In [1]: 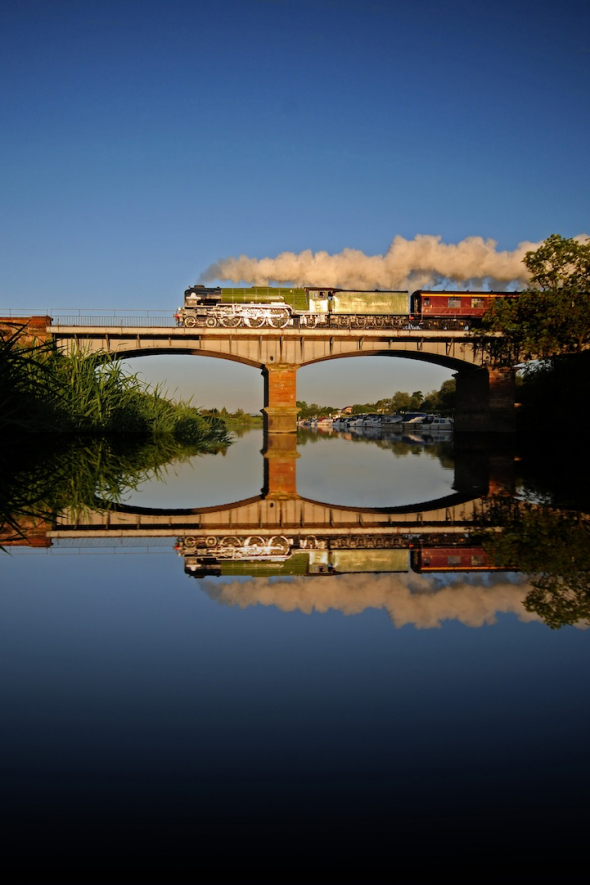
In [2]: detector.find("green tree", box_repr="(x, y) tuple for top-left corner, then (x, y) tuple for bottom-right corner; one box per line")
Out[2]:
(481, 234), (590, 365)
(484, 504), (590, 629)
(389, 391), (412, 413)
(409, 390), (424, 410)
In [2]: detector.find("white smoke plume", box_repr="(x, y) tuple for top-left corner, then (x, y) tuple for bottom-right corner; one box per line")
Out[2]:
(201, 572), (545, 630)
(202, 234), (545, 290)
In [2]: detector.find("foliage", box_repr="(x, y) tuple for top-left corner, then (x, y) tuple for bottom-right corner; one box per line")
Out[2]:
(0, 328), (230, 446)
(0, 325), (60, 431)
(295, 379), (455, 420)
(0, 433), (231, 545)
(484, 503), (590, 629)
(296, 401), (336, 419)
(480, 234), (590, 365)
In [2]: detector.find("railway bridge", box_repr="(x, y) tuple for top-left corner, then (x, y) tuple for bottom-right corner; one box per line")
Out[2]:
(2, 314), (516, 432)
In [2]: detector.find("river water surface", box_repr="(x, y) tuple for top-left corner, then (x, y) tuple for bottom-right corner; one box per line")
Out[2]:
(1, 428), (589, 881)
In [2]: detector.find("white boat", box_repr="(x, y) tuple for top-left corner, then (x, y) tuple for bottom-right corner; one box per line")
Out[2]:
(403, 413), (427, 428)
(420, 416), (453, 432)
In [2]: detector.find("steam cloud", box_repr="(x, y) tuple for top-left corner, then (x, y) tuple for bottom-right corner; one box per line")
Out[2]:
(202, 572), (545, 630)
(202, 234), (545, 290)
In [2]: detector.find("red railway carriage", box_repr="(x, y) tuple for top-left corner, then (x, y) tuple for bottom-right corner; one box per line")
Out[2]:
(411, 546), (503, 573)
(411, 290), (519, 329)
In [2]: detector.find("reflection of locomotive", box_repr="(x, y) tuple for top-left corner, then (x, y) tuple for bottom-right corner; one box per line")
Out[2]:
(176, 533), (411, 579)
(175, 534), (513, 579)
(174, 285), (519, 330)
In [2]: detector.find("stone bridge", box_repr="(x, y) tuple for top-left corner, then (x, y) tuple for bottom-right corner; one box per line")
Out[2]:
(3, 316), (517, 432)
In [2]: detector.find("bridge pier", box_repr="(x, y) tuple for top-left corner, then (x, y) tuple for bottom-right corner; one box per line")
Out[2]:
(262, 364), (299, 434)
(262, 433), (300, 498)
(454, 367), (516, 433)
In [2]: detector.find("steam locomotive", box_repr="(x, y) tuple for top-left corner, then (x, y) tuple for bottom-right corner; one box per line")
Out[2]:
(174, 285), (519, 330)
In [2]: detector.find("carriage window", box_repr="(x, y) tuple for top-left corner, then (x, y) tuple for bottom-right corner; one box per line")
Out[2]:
(448, 298), (461, 308)
(471, 298), (485, 308)
(448, 555), (461, 566)
(423, 297), (430, 306)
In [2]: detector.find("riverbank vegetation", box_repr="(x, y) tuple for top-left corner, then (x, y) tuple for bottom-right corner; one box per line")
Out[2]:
(476, 234), (590, 434)
(481, 235), (590, 366)
(0, 324), (230, 446)
(201, 407), (263, 429)
(296, 378), (456, 421)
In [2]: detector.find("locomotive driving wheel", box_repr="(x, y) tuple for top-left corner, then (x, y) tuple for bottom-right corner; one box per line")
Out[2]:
(184, 315), (197, 327)
(269, 536), (290, 554)
(220, 315), (241, 328)
(205, 316), (217, 327)
(269, 309), (290, 328)
(219, 536), (242, 548)
(244, 311), (265, 328)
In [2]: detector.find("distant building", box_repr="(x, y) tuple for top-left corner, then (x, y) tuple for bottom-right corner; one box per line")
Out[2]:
(341, 406), (353, 415)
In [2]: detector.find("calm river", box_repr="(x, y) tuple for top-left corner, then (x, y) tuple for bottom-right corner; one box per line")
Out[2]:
(1, 427), (589, 882)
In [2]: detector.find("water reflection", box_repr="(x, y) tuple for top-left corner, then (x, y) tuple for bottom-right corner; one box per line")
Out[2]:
(202, 571), (537, 629)
(2, 428), (590, 880)
(3, 428), (590, 630)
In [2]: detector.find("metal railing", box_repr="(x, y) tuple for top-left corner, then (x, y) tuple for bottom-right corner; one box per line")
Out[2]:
(1, 309), (177, 328)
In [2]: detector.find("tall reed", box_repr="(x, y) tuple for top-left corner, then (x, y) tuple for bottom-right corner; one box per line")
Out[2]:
(0, 327), (230, 446)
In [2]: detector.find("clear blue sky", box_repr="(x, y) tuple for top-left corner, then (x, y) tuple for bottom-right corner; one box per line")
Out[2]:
(2, 0), (588, 410)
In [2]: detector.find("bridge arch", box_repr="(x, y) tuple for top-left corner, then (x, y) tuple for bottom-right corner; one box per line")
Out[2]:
(111, 347), (263, 370)
(298, 348), (481, 374)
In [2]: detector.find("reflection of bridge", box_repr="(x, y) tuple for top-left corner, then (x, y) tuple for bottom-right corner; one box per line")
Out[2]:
(6, 434), (514, 578)
(2, 315), (516, 433)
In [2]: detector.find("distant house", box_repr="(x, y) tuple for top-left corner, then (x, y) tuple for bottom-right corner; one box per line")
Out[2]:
(341, 406), (353, 415)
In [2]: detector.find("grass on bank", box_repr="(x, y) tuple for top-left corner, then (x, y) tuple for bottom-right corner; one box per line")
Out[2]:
(0, 325), (230, 445)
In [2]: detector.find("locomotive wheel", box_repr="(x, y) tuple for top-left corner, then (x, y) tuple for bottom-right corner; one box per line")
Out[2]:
(305, 315), (318, 328)
(269, 310), (290, 328)
(184, 316), (197, 327)
(221, 315), (241, 328)
(184, 536), (196, 547)
(245, 313), (265, 328)
(205, 317), (217, 327)
(220, 536), (241, 548)
(269, 536), (290, 553)
(245, 536), (265, 549)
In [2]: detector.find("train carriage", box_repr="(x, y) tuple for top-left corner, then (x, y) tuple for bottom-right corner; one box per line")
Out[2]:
(411, 290), (519, 329)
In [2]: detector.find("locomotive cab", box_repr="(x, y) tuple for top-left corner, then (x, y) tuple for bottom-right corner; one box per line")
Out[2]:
(184, 284), (223, 306)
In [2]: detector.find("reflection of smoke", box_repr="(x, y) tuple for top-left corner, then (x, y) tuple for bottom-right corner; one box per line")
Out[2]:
(202, 572), (541, 629)
(202, 235), (545, 290)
